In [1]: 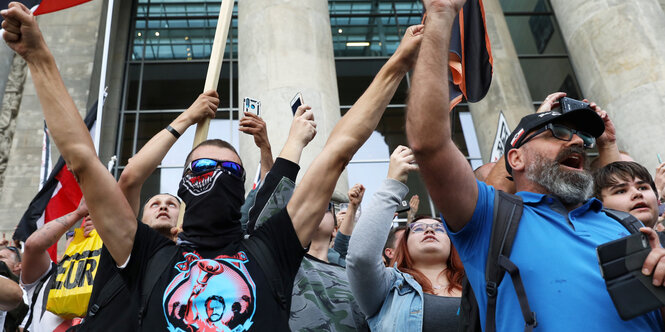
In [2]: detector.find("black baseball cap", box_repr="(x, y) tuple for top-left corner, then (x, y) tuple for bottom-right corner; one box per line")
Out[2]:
(503, 107), (605, 175)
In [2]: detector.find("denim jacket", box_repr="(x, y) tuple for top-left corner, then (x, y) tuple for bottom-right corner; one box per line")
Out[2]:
(366, 266), (424, 331)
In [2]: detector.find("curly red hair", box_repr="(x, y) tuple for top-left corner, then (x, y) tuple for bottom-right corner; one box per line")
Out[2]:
(390, 216), (464, 294)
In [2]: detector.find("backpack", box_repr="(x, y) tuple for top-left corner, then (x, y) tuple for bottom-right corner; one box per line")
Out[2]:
(458, 190), (644, 332)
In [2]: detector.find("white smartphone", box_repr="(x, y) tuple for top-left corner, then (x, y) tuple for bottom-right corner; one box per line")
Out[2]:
(290, 92), (304, 115)
(243, 97), (261, 116)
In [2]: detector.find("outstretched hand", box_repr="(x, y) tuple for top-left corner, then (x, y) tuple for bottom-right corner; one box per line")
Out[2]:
(82, 216), (96, 237)
(536, 92), (566, 113)
(182, 90), (218, 126)
(348, 184), (365, 207)
(1, 2), (49, 62)
(584, 98), (616, 148)
(288, 104), (317, 148)
(74, 198), (89, 220)
(394, 25), (424, 71)
(422, 0), (465, 15)
(239, 112), (271, 150)
(640, 227), (665, 286)
(387, 145), (419, 184)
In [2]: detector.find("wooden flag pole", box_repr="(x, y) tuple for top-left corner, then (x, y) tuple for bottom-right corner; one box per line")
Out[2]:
(192, 0), (236, 148)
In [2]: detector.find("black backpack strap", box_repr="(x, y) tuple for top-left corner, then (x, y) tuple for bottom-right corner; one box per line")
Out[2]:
(83, 273), (125, 321)
(485, 190), (536, 332)
(138, 245), (179, 326)
(241, 238), (289, 318)
(602, 208), (643, 234)
(24, 262), (56, 331)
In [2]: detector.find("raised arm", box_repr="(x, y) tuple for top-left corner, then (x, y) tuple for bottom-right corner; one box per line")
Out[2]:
(287, 25), (423, 247)
(239, 111), (273, 182)
(406, 0), (476, 232)
(347, 146), (416, 316)
(119, 91), (218, 215)
(2, 3), (136, 265)
(339, 184), (364, 237)
(0, 276), (23, 311)
(245, 106), (317, 232)
(22, 199), (87, 284)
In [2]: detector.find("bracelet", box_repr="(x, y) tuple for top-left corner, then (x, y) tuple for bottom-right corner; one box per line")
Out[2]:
(165, 125), (181, 139)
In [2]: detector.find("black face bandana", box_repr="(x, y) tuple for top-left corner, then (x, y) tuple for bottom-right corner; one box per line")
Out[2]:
(177, 167), (245, 248)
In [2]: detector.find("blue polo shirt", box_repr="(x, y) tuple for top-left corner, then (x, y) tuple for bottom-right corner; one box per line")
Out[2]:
(446, 180), (663, 331)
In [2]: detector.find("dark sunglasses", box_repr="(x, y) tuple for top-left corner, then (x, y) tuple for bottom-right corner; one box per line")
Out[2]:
(1, 246), (21, 262)
(520, 123), (595, 149)
(66, 230), (76, 240)
(408, 222), (446, 234)
(184, 158), (245, 181)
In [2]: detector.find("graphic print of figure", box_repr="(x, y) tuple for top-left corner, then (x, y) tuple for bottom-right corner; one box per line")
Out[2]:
(163, 251), (256, 331)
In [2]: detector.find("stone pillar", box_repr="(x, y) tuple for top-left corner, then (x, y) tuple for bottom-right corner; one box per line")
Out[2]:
(467, 0), (534, 163)
(238, 0), (348, 200)
(0, 1), (103, 235)
(550, 0), (665, 171)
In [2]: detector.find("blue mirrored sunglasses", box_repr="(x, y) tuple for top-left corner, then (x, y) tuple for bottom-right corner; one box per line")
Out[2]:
(185, 158), (245, 181)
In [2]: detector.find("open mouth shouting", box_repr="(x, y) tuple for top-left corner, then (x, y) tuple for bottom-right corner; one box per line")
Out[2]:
(559, 153), (584, 170)
(630, 201), (650, 212)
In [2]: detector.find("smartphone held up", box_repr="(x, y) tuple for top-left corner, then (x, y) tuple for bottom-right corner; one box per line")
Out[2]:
(291, 92), (304, 115)
(243, 97), (261, 116)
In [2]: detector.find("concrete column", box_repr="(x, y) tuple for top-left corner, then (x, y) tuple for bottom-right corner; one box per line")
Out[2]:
(0, 1), (103, 234)
(238, 0), (348, 200)
(550, 0), (665, 171)
(467, 0), (534, 163)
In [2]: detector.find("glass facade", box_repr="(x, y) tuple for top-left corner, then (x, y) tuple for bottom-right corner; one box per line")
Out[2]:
(500, 0), (582, 103)
(114, 0), (483, 218)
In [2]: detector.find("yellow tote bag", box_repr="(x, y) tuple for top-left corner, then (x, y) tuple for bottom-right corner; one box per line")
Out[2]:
(46, 228), (103, 319)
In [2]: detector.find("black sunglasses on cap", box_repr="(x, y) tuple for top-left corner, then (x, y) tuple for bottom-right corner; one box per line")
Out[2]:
(184, 158), (245, 181)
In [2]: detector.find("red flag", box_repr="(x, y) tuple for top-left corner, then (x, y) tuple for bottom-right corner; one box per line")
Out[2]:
(1, 0), (91, 26)
(33, 0), (91, 15)
(42, 167), (82, 261)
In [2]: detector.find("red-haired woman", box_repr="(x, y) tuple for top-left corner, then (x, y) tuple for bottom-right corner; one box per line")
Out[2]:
(347, 146), (465, 331)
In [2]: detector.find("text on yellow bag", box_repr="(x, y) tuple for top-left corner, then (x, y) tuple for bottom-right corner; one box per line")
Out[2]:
(46, 228), (103, 319)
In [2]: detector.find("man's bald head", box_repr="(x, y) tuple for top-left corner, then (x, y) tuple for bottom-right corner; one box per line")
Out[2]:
(474, 162), (496, 182)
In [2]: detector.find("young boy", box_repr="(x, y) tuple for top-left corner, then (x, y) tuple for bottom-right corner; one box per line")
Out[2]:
(594, 161), (661, 228)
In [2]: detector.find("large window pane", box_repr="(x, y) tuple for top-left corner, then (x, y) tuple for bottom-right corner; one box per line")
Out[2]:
(519, 58), (581, 101)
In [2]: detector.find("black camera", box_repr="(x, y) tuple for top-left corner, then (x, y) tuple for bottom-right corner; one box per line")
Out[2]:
(597, 232), (665, 320)
(558, 97), (590, 113)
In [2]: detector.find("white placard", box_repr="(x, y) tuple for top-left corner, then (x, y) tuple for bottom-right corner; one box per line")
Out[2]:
(490, 112), (511, 162)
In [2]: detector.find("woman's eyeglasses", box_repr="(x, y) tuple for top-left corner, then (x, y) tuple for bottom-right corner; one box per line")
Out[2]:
(408, 222), (446, 234)
(184, 158), (245, 181)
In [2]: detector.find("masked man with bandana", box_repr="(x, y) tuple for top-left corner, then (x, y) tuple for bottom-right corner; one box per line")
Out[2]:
(1, 2), (424, 330)
(406, 0), (665, 330)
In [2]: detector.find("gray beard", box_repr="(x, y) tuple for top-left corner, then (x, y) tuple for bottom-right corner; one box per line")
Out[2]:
(525, 151), (593, 206)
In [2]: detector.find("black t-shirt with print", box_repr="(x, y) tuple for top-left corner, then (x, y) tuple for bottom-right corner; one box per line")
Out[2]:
(119, 208), (305, 331)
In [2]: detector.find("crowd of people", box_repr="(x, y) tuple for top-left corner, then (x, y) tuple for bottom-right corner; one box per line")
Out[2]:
(0, 0), (665, 330)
